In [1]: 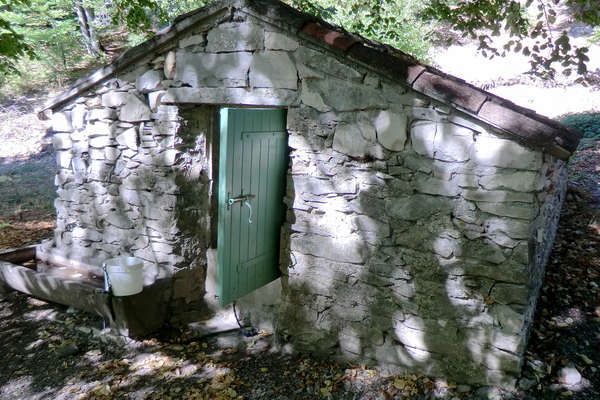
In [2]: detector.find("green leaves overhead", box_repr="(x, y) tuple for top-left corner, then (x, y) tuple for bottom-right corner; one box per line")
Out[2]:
(422, 0), (600, 80)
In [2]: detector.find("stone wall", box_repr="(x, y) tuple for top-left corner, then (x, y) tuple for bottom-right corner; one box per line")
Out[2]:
(44, 6), (567, 385)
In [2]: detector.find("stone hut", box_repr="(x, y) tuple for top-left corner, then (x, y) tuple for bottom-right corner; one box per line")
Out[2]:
(38, 0), (581, 385)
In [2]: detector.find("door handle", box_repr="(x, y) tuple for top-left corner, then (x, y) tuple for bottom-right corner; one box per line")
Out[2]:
(243, 200), (253, 224)
(226, 194), (255, 224)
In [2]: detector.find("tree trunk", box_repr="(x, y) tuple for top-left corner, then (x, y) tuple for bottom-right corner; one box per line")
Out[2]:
(74, 0), (101, 56)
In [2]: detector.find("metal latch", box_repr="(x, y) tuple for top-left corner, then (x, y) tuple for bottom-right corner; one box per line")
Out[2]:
(226, 194), (255, 224)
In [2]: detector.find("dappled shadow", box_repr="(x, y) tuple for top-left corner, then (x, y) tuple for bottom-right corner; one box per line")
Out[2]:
(276, 103), (557, 386)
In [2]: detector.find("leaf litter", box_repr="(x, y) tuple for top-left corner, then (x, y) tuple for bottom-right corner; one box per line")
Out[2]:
(2, 145), (600, 399)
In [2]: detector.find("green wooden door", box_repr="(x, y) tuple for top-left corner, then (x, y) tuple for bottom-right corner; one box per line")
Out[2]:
(217, 108), (288, 306)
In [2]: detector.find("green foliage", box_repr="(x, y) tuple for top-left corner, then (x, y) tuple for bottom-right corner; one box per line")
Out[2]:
(423, 0), (600, 80)
(0, 0), (98, 90)
(288, 0), (432, 61)
(560, 113), (600, 139)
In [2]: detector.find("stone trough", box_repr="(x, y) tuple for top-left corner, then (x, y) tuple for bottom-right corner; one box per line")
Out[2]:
(0, 244), (169, 337)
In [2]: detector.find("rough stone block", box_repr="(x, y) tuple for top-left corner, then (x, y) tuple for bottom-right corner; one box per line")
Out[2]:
(119, 94), (151, 122)
(293, 175), (356, 195)
(479, 172), (540, 192)
(56, 151), (72, 169)
(136, 69), (162, 92)
(53, 133), (72, 150)
(463, 189), (534, 203)
(375, 110), (407, 151)
(477, 202), (535, 220)
(294, 47), (362, 81)
(386, 194), (452, 221)
(301, 78), (387, 111)
(163, 87), (296, 106)
(175, 52), (252, 87)
(89, 136), (112, 148)
(411, 120), (472, 162)
(435, 122), (473, 162)
(51, 112), (73, 132)
(101, 91), (129, 108)
(116, 127), (138, 150)
(85, 121), (113, 137)
(415, 177), (460, 197)
(206, 22), (263, 52)
(71, 104), (87, 130)
(290, 234), (366, 264)
(490, 283), (529, 305)
(265, 30), (298, 50)
(485, 217), (531, 240)
(411, 120), (436, 158)
(472, 136), (542, 170)
(179, 34), (204, 48)
(88, 108), (117, 121)
(333, 122), (383, 159)
(249, 51), (297, 89)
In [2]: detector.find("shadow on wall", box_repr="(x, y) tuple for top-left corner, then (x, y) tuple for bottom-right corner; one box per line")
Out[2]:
(277, 107), (548, 385)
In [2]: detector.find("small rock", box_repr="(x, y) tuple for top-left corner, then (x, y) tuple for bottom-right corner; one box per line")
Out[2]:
(519, 377), (536, 391)
(76, 326), (92, 335)
(475, 387), (503, 400)
(56, 343), (79, 358)
(559, 365), (582, 386)
(457, 384), (471, 393)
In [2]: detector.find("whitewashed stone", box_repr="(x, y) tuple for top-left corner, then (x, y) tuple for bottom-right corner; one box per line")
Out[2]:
(71, 104), (87, 130)
(333, 122), (384, 159)
(300, 80), (330, 112)
(477, 202), (535, 220)
(85, 122), (112, 137)
(164, 51), (176, 79)
(472, 136), (542, 170)
(301, 78), (386, 111)
(293, 175), (356, 195)
(174, 52), (252, 87)
(294, 47), (362, 81)
(116, 127), (138, 150)
(297, 64), (324, 79)
(163, 87), (296, 106)
(265, 31), (298, 50)
(136, 70), (162, 92)
(88, 108), (117, 121)
(89, 148), (105, 160)
(375, 110), (407, 151)
(53, 134), (72, 150)
(463, 189), (534, 203)
(206, 22), (263, 52)
(249, 51), (297, 89)
(411, 120), (436, 157)
(101, 91), (129, 108)
(291, 235), (365, 264)
(178, 34), (204, 48)
(486, 217), (531, 239)
(160, 149), (179, 166)
(364, 73), (380, 88)
(119, 94), (151, 122)
(411, 121), (472, 162)
(148, 91), (166, 111)
(434, 122), (473, 162)
(479, 172), (540, 192)
(452, 173), (479, 188)
(51, 112), (72, 132)
(386, 195), (452, 221)
(56, 151), (72, 168)
(415, 177), (460, 197)
(89, 136), (112, 148)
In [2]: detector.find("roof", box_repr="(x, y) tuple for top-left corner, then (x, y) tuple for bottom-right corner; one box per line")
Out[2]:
(40, 0), (582, 159)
